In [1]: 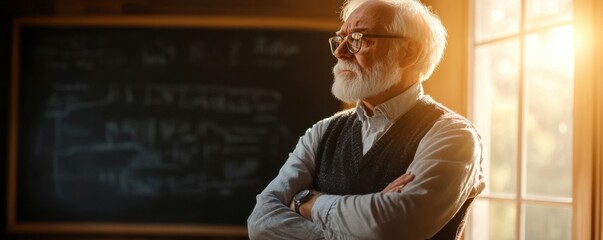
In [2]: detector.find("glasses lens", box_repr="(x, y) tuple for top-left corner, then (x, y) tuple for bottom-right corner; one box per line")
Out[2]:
(348, 32), (363, 53)
(329, 36), (342, 54)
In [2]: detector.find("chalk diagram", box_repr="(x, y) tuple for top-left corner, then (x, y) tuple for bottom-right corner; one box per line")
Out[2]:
(41, 83), (288, 198)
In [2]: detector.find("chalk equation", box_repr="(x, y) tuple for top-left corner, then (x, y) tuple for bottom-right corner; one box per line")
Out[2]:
(43, 83), (289, 198)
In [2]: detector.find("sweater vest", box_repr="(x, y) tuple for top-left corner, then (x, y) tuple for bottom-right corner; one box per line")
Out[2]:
(314, 96), (475, 239)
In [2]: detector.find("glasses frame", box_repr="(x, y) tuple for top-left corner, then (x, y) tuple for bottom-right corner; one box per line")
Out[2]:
(328, 32), (406, 55)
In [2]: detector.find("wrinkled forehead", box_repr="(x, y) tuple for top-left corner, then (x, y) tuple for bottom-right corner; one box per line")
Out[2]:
(337, 1), (396, 35)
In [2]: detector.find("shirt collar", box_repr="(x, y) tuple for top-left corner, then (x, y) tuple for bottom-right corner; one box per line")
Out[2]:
(355, 81), (424, 122)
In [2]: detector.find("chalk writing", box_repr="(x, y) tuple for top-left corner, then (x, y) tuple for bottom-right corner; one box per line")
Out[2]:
(45, 83), (285, 197)
(15, 26), (337, 224)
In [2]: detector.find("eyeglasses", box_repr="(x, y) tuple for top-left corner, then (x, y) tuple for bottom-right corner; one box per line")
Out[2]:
(328, 32), (406, 55)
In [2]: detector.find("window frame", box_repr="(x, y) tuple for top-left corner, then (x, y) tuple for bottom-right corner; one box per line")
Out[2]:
(465, 0), (594, 239)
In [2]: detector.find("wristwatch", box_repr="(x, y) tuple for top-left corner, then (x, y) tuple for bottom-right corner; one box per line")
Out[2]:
(293, 189), (312, 214)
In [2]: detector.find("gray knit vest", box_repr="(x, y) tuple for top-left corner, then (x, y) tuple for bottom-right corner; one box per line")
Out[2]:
(314, 96), (475, 239)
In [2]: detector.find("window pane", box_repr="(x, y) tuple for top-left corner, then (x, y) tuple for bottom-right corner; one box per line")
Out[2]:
(474, 40), (519, 195)
(524, 25), (573, 198)
(524, 204), (571, 239)
(474, 0), (521, 43)
(469, 199), (516, 240)
(525, 0), (573, 30)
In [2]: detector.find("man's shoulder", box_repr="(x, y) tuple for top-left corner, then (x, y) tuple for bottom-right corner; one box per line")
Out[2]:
(331, 107), (356, 120)
(306, 107), (356, 136)
(314, 108), (356, 130)
(421, 95), (473, 126)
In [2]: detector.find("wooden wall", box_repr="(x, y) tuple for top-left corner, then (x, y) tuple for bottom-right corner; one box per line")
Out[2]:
(423, 0), (469, 116)
(11, 0), (343, 18)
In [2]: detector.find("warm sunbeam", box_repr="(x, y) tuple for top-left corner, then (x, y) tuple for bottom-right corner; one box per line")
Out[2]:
(470, 0), (575, 239)
(526, 25), (574, 76)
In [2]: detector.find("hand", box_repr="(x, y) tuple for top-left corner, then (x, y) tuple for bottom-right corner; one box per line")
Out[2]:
(382, 172), (415, 193)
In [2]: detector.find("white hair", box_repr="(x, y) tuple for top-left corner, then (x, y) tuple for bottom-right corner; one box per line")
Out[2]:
(341, 0), (447, 81)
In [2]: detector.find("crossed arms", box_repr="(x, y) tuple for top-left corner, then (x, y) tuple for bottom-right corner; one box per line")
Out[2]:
(247, 117), (484, 239)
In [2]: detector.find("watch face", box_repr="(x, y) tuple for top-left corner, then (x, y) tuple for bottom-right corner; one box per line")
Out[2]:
(294, 189), (311, 202)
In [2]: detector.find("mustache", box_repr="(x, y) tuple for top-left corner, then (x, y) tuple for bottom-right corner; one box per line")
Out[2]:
(333, 60), (361, 75)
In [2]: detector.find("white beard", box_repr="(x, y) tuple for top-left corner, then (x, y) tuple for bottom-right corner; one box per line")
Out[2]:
(331, 55), (401, 103)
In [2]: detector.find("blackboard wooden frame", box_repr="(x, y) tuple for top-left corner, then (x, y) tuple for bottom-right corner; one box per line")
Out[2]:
(7, 16), (340, 236)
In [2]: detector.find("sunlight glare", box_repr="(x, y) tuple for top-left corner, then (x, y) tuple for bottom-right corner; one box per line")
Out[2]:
(526, 25), (574, 76)
(549, 25), (574, 67)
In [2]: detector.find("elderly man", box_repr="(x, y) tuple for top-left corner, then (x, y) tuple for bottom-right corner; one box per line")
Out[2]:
(247, 0), (485, 239)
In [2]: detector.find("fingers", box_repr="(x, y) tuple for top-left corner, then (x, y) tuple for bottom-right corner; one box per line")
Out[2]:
(392, 172), (415, 186)
(381, 172), (415, 193)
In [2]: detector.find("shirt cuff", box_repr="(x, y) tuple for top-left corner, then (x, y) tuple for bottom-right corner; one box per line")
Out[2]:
(311, 194), (341, 226)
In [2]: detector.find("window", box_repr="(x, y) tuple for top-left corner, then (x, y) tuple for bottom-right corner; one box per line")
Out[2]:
(467, 0), (574, 239)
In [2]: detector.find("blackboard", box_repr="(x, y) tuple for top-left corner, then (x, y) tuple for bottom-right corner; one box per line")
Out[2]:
(8, 17), (340, 235)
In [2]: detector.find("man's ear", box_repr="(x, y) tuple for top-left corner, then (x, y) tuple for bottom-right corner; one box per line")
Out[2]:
(397, 39), (421, 70)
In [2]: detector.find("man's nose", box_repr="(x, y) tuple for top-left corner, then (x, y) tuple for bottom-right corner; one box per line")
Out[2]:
(333, 41), (353, 59)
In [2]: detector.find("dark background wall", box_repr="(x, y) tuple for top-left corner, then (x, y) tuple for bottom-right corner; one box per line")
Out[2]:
(2, 0), (13, 238)
(1, 0), (343, 239)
